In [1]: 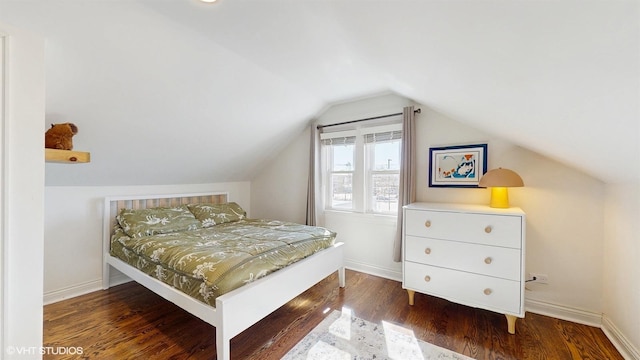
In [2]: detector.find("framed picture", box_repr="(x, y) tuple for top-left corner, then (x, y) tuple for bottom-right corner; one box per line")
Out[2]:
(428, 143), (487, 187)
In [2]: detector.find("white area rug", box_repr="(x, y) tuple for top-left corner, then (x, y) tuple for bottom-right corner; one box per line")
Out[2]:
(282, 309), (474, 360)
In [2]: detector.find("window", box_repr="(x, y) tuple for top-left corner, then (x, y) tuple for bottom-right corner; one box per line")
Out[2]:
(325, 135), (356, 211)
(366, 130), (401, 213)
(321, 124), (402, 215)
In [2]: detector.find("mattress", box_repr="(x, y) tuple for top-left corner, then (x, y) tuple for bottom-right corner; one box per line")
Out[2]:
(110, 218), (336, 307)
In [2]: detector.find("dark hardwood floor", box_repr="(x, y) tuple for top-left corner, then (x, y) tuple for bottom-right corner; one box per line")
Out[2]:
(43, 270), (623, 359)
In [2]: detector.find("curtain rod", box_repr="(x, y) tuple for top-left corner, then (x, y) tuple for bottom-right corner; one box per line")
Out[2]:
(316, 108), (421, 130)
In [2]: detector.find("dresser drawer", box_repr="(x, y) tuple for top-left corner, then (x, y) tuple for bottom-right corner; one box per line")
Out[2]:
(404, 209), (522, 249)
(404, 236), (521, 281)
(404, 262), (522, 314)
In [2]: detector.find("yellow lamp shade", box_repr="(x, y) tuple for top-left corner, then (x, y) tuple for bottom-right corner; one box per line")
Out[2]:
(479, 168), (524, 208)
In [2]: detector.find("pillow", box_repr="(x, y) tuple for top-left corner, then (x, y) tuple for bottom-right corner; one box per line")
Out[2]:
(116, 205), (201, 238)
(187, 202), (246, 227)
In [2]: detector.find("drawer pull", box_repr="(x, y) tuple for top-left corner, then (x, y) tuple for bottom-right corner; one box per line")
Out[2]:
(424, 248), (431, 255)
(484, 226), (492, 234)
(424, 275), (431, 282)
(424, 220), (432, 228)
(483, 288), (492, 295)
(484, 257), (492, 264)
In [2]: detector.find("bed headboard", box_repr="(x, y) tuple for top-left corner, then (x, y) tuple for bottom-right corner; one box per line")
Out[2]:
(106, 192), (228, 224)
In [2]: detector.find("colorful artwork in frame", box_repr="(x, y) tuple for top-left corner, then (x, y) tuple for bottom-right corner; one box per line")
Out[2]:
(428, 144), (488, 187)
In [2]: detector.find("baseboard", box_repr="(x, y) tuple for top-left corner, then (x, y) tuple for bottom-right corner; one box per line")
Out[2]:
(345, 260), (402, 282)
(525, 299), (640, 359)
(525, 298), (602, 327)
(43, 279), (103, 305)
(602, 315), (640, 360)
(108, 272), (132, 287)
(43, 273), (132, 305)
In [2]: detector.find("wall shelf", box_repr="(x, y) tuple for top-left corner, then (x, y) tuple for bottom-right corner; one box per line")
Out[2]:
(45, 149), (90, 163)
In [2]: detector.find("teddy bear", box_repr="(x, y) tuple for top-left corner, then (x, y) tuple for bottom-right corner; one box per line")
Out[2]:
(45, 123), (78, 150)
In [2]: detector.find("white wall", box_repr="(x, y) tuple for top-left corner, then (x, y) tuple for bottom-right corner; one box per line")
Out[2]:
(44, 182), (250, 304)
(1, 22), (45, 357)
(252, 93), (412, 280)
(417, 106), (606, 319)
(250, 125), (309, 224)
(252, 93), (607, 322)
(603, 182), (640, 358)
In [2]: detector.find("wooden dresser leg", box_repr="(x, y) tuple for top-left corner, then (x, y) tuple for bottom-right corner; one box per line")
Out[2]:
(407, 290), (415, 305)
(505, 314), (517, 334)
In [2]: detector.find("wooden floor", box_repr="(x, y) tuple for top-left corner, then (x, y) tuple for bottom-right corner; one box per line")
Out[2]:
(44, 270), (623, 360)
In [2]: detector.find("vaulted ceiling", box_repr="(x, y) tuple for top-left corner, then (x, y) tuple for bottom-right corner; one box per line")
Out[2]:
(2, 0), (638, 185)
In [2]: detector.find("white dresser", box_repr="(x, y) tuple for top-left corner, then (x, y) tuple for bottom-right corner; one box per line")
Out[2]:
(402, 202), (526, 334)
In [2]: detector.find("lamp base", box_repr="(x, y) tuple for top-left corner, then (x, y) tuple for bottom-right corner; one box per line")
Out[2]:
(489, 187), (510, 208)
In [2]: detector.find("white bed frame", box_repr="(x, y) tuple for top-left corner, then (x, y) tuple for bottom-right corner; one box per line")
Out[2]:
(102, 192), (345, 360)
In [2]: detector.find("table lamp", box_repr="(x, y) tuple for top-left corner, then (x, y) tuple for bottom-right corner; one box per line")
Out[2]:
(478, 168), (524, 208)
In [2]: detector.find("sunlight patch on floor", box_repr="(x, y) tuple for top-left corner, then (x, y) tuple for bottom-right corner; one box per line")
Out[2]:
(382, 320), (425, 360)
(305, 307), (425, 359)
(328, 307), (352, 340)
(307, 340), (351, 360)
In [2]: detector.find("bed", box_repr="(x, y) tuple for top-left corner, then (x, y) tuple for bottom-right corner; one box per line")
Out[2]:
(102, 192), (345, 360)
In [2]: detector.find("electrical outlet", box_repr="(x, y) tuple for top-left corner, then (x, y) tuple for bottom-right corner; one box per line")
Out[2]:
(528, 273), (549, 284)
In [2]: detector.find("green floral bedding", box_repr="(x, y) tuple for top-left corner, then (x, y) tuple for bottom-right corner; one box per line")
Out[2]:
(110, 218), (336, 307)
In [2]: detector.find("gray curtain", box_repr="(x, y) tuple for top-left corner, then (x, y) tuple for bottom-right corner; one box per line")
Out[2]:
(306, 122), (321, 226)
(393, 106), (417, 262)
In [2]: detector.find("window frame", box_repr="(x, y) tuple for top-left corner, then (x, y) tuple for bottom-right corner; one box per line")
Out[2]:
(328, 143), (357, 211)
(321, 123), (402, 215)
(365, 138), (401, 214)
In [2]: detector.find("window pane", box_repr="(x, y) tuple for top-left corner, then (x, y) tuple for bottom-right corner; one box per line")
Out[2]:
(332, 144), (354, 171)
(373, 140), (400, 171)
(371, 173), (399, 213)
(331, 174), (353, 209)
